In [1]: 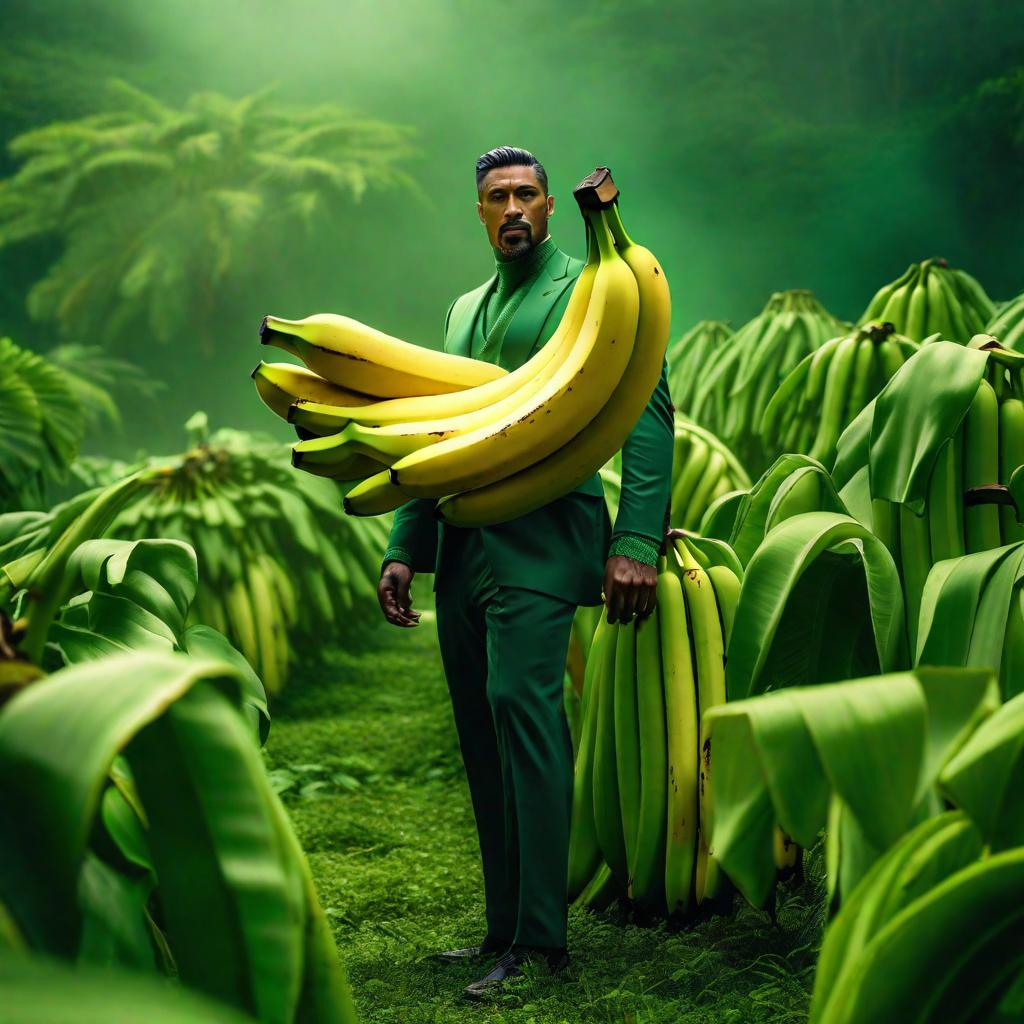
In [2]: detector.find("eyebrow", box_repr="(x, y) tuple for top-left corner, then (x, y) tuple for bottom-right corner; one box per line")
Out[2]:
(487, 183), (538, 196)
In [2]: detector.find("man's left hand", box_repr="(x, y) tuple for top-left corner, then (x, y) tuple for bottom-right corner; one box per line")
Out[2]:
(603, 555), (657, 625)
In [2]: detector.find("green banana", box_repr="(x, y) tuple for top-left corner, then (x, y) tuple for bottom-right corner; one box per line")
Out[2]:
(962, 379), (1002, 553)
(998, 395), (1024, 543)
(631, 605), (668, 910)
(926, 433), (965, 564)
(568, 616), (610, 900)
(592, 623), (628, 884)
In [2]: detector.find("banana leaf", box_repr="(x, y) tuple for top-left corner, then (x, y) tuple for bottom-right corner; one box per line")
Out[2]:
(726, 512), (906, 700)
(940, 692), (1024, 852)
(729, 455), (847, 566)
(810, 810), (984, 1023)
(0, 949), (258, 1024)
(703, 667), (999, 908)
(814, 847), (1024, 1023)
(0, 651), (354, 1023)
(916, 542), (1024, 698)
(833, 342), (987, 513)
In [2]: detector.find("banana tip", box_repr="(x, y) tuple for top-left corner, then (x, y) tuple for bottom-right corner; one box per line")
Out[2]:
(290, 448), (302, 468)
(286, 403), (299, 423)
(388, 468), (399, 485)
(250, 362), (265, 380)
(342, 497), (353, 516)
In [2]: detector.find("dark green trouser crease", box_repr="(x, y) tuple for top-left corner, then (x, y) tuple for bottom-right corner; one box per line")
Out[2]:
(435, 526), (575, 949)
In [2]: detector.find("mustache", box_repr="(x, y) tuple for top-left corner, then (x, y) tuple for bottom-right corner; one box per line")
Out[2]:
(500, 221), (531, 235)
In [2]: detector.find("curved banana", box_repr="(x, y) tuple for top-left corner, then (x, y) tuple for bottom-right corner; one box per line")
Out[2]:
(342, 468), (415, 516)
(631, 604), (668, 910)
(659, 564), (699, 915)
(435, 203), (668, 526)
(261, 312), (506, 397)
(252, 361), (375, 424)
(962, 378), (1001, 553)
(391, 207), (640, 497)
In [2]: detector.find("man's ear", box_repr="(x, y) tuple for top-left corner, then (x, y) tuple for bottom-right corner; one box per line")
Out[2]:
(547, 194), (555, 217)
(476, 200), (484, 223)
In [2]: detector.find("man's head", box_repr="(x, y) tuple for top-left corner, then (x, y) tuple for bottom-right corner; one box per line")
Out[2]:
(475, 146), (554, 260)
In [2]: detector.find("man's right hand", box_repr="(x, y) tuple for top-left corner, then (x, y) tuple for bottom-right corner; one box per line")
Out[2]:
(378, 561), (421, 627)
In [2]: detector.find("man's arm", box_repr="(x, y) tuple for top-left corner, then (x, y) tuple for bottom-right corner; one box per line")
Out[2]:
(603, 357), (675, 623)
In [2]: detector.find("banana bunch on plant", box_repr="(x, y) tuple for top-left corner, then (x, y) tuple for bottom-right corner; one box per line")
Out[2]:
(690, 290), (848, 475)
(667, 320), (731, 416)
(986, 287), (1024, 351)
(103, 417), (390, 694)
(759, 322), (918, 468)
(833, 338), (1024, 654)
(669, 415), (750, 530)
(569, 531), (761, 917)
(858, 258), (994, 343)
(254, 170), (671, 526)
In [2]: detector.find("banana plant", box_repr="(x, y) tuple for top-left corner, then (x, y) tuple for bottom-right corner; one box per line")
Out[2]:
(834, 339), (1024, 652)
(668, 415), (750, 531)
(703, 666), (1000, 909)
(690, 289), (848, 475)
(1, 951), (259, 1024)
(858, 258), (994, 343)
(0, 650), (356, 1023)
(666, 319), (732, 416)
(987, 287), (1024, 350)
(725, 511), (907, 701)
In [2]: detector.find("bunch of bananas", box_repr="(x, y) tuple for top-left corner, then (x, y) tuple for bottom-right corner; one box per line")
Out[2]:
(761, 323), (919, 468)
(105, 419), (389, 693)
(667, 320), (732, 416)
(670, 415), (750, 530)
(858, 258), (994, 343)
(253, 174), (671, 527)
(986, 288), (1024, 351)
(690, 290), (848, 475)
(843, 341), (1024, 653)
(568, 533), (749, 915)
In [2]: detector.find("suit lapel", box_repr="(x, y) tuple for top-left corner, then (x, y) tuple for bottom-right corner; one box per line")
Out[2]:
(497, 248), (573, 370)
(444, 277), (494, 356)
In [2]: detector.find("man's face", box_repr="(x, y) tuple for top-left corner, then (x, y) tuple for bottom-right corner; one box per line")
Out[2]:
(477, 164), (554, 259)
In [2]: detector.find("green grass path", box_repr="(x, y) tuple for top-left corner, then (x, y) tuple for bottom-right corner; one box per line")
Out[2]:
(265, 609), (821, 1023)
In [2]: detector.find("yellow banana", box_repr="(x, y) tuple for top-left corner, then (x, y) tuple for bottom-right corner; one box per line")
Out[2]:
(252, 361), (375, 424)
(341, 468), (416, 516)
(291, 435), (387, 482)
(261, 312), (506, 397)
(435, 205), (669, 526)
(391, 207), (640, 497)
(289, 265), (598, 466)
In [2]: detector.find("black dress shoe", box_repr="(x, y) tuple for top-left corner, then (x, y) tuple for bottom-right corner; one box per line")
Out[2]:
(434, 936), (508, 964)
(462, 946), (569, 1000)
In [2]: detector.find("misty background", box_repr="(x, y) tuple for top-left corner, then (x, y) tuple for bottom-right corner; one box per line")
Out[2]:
(2, 0), (1022, 455)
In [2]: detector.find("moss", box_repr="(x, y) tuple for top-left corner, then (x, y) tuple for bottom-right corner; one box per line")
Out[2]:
(266, 613), (821, 1023)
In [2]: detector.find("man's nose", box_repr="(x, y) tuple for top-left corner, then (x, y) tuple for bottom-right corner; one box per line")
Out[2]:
(503, 198), (523, 219)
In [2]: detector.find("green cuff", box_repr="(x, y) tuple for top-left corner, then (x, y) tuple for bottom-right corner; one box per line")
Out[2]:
(608, 534), (660, 567)
(381, 546), (414, 573)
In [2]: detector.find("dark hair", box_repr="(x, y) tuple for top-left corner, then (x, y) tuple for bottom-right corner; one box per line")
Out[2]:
(475, 146), (548, 195)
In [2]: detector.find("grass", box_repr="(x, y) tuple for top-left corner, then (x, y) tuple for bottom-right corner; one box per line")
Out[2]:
(265, 605), (824, 1023)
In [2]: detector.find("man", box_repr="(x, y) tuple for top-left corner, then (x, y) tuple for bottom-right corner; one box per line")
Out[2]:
(376, 146), (674, 999)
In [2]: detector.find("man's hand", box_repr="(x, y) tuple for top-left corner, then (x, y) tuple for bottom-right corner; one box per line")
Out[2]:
(378, 561), (421, 628)
(603, 555), (657, 624)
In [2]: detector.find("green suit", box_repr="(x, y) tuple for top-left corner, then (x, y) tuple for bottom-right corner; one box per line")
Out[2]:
(383, 238), (673, 949)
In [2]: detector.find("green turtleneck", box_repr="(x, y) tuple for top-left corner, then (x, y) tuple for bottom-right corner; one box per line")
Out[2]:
(473, 235), (558, 363)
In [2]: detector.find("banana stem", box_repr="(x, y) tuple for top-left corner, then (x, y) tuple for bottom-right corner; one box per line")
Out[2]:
(603, 201), (634, 250)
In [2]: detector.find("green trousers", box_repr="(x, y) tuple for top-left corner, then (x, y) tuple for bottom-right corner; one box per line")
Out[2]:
(434, 525), (577, 950)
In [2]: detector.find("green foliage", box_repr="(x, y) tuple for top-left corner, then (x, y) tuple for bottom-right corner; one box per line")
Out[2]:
(267, 616), (823, 1024)
(0, 650), (356, 1022)
(0, 78), (418, 352)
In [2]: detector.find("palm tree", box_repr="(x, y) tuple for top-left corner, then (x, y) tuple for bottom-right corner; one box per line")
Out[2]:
(0, 79), (418, 352)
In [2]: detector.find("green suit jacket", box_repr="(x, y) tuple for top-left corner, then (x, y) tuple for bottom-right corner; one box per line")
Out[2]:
(383, 243), (674, 607)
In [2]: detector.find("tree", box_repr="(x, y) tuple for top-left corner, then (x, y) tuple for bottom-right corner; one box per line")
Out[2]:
(0, 79), (418, 353)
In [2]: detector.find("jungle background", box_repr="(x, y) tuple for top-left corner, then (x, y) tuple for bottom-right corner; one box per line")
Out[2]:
(4, 3), (1024, 1022)
(3, 0), (1023, 455)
